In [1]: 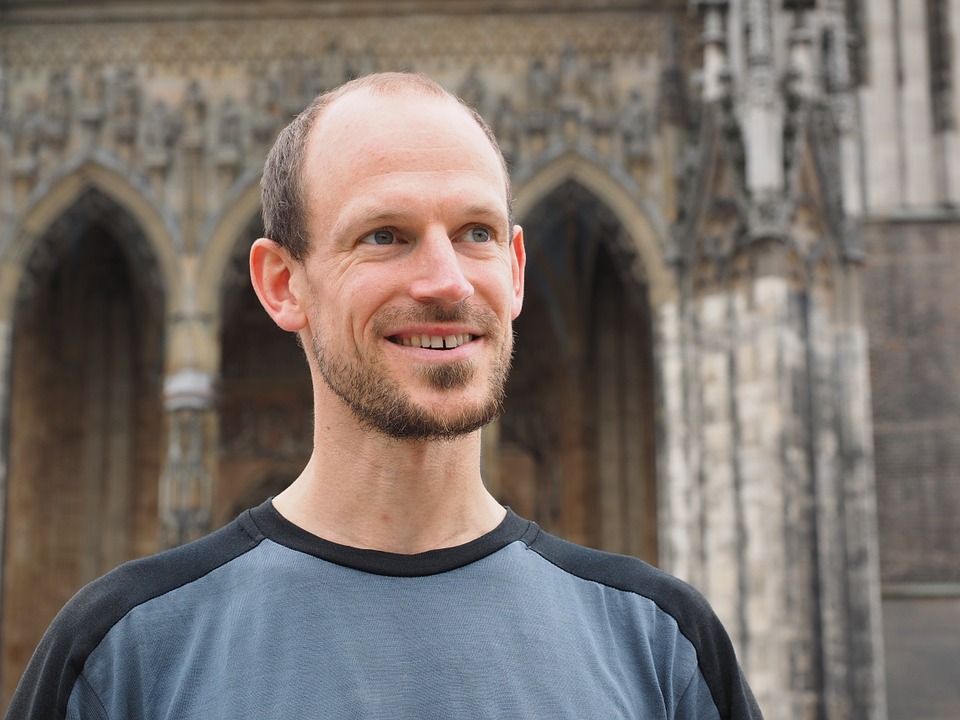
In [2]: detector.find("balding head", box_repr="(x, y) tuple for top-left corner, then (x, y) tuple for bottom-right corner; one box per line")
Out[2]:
(260, 72), (512, 261)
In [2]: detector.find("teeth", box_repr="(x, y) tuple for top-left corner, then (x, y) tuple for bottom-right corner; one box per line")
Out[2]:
(396, 333), (472, 349)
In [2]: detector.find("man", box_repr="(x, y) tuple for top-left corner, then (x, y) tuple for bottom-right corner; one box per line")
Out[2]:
(10, 72), (762, 719)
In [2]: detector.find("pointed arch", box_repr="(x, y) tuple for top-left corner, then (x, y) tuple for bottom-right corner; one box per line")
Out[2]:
(513, 152), (675, 306)
(0, 161), (179, 321)
(499, 172), (659, 560)
(2, 178), (167, 701)
(196, 175), (262, 322)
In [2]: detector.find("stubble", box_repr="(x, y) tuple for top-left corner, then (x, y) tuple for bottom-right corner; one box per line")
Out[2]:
(311, 304), (513, 441)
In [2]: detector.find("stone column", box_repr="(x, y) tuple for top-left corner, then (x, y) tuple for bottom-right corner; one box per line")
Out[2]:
(658, 248), (886, 718)
(898, 1), (937, 207)
(158, 76), (216, 549)
(859, 0), (902, 210)
(949, 0), (960, 204)
(0, 257), (23, 637)
(743, 0), (784, 202)
(158, 368), (215, 548)
(699, 0), (730, 103)
(0, 318), (13, 631)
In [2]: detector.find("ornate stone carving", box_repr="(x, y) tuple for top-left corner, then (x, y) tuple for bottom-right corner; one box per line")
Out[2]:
(159, 370), (215, 548)
(251, 72), (283, 145)
(181, 79), (206, 152)
(745, 0), (777, 110)
(926, 0), (953, 131)
(79, 65), (106, 131)
(527, 59), (556, 130)
(459, 64), (485, 112)
(0, 14), (668, 219)
(12, 95), (43, 181)
(316, 40), (346, 93)
(142, 99), (178, 171)
(1, 15), (658, 68)
(589, 58), (617, 128)
(0, 67), (7, 130)
(215, 95), (243, 170)
(558, 46), (586, 117)
(620, 89), (652, 163)
(44, 70), (71, 149)
(492, 95), (520, 165)
(111, 67), (140, 145)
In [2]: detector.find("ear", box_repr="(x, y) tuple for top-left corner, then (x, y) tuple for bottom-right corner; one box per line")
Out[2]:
(509, 224), (526, 320)
(249, 238), (307, 332)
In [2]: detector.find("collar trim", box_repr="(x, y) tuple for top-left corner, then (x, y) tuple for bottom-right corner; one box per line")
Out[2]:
(246, 499), (537, 577)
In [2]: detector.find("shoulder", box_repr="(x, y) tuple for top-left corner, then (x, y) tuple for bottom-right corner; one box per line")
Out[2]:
(7, 511), (265, 720)
(522, 527), (762, 720)
(522, 526), (713, 626)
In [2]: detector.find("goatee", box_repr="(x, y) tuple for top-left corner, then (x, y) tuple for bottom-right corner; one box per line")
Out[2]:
(311, 303), (513, 441)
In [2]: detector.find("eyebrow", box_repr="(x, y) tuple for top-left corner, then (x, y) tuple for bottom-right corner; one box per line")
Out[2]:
(332, 201), (509, 241)
(463, 202), (507, 219)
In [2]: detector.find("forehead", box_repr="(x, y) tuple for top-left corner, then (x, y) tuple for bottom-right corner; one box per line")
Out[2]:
(302, 89), (508, 216)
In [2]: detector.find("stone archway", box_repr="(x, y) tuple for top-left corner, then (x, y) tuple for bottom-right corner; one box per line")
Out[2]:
(214, 215), (313, 529)
(495, 180), (658, 561)
(1, 188), (164, 705)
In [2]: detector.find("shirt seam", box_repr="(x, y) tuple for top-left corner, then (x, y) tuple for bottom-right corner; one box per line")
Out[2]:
(522, 539), (719, 716)
(74, 671), (109, 720)
(73, 515), (267, 719)
(674, 662), (706, 717)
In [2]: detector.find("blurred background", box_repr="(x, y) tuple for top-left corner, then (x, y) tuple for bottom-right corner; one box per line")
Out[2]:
(0, 1), (957, 717)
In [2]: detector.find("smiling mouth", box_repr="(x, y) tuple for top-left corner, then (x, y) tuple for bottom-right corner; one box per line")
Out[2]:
(389, 333), (475, 350)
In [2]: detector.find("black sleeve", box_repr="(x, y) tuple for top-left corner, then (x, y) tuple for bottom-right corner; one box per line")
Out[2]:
(6, 514), (262, 719)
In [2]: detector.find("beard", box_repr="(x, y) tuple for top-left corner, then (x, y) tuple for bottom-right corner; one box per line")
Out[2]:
(310, 303), (514, 441)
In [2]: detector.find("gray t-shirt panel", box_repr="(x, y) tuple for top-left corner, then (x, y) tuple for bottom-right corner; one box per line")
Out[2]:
(71, 538), (704, 720)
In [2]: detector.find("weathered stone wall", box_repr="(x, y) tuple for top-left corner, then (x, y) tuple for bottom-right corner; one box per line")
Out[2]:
(863, 218), (960, 585)
(849, 2), (960, 718)
(659, 246), (883, 719)
(882, 597), (960, 719)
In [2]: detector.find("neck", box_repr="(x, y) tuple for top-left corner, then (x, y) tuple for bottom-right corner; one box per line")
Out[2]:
(272, 421), (504, 554)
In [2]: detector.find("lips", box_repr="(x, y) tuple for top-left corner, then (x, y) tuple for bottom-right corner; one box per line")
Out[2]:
(390, 333), (474, 349)
(373, 304), (498, 354)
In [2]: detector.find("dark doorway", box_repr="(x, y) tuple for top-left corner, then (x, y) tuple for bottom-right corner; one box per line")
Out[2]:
(495, 180), (658, 560)
(2, 189), (164, 704)
(216, 218), (313, 527)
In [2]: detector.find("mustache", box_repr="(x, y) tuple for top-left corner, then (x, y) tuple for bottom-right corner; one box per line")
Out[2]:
(371, 303), (500, 335)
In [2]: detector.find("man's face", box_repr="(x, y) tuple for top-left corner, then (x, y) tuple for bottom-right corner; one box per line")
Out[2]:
(293, 89), (525, 440)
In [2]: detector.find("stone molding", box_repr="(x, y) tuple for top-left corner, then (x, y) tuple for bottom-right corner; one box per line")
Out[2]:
(0, 13), (669, 244)
(675, 1), (863, 292)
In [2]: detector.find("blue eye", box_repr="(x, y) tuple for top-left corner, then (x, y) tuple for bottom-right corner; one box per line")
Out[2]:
(361, 229), (397, 245)
(462, 227), (491, 243)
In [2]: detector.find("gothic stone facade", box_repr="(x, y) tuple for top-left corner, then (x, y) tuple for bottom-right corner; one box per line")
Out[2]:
(0, 1), (957, 718)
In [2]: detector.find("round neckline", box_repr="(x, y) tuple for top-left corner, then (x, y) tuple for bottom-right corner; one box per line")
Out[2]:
(247, 499), (537, 577)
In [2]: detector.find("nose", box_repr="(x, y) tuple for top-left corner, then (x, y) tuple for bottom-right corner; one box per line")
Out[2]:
(408, 231), (474, 305)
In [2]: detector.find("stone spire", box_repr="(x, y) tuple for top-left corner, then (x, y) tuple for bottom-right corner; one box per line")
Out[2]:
(743, 0), (784, 209)
(664, 3), (886, 717)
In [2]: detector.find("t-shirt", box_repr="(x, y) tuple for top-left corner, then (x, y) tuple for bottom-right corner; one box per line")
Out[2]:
(9, 501), (762, 719)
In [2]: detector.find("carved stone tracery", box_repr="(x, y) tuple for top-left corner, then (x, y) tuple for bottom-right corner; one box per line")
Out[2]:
(0, 14), (666, 236)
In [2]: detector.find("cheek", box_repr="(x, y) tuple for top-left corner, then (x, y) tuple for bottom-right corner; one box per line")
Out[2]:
(337, 284), (388, 342)
(487, 271), (520, 317)
(469, 258), (514, 299)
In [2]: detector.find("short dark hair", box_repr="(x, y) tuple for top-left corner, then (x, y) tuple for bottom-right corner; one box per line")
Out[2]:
(260, 71), (512, 261)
